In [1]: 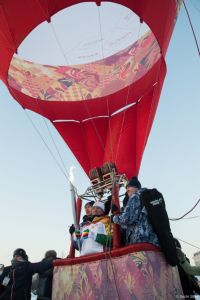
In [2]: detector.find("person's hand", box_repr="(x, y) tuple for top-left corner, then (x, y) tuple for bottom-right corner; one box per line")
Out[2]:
(176, 247), (186, 263)
(69, 224), (75, 235)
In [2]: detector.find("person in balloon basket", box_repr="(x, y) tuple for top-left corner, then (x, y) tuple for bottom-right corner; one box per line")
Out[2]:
(73, 201), (113, 256)
(0, 248), (54, 300)
(80, 200), (95, 228)
(112, 177), (160, 247)
(69, 200), (94, 239)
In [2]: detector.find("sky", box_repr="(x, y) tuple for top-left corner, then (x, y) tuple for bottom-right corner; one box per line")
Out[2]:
(0, 1), (200, 266)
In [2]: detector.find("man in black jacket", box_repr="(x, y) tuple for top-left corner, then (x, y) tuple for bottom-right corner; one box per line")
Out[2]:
(0, 248), (53, 300)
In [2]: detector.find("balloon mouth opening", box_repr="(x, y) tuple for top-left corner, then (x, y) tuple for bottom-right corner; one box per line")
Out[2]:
(7, 2), (161, 102)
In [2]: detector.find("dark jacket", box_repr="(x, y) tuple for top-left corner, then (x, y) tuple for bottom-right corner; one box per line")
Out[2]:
(177, 260), (200, 296)
(0, 260), (52, 300)
(140, 188), (178, 266)
(36, 258), (58, 300)
(176, 248), (200, 296)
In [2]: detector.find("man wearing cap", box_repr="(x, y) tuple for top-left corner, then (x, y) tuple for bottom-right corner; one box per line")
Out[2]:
(73, 201), (112, 256)
(0, 248), (54, 300)
(113, 177), (160, 247)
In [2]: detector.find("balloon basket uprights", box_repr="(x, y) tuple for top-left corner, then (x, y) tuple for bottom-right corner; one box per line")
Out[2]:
(79, 167), (128, 202)
(78, 162), (127, 201)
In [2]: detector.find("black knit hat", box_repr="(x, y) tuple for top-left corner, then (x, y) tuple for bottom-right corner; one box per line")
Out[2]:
(13, 248), (28, 261)
(126, 177), (141, 189)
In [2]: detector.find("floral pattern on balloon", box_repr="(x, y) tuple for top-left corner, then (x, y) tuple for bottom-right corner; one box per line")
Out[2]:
(52, 250), (182, 300)
(8, 31), (160, 102)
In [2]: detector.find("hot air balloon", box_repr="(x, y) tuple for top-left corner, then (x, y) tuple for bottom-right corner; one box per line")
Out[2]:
(0, 0), (184, 298)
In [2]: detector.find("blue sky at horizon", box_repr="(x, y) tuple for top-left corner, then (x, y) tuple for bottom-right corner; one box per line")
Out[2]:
(0, 1), (200, 265)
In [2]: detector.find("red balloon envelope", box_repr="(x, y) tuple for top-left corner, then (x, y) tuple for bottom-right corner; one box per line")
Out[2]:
(0, 0), (182, 178)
